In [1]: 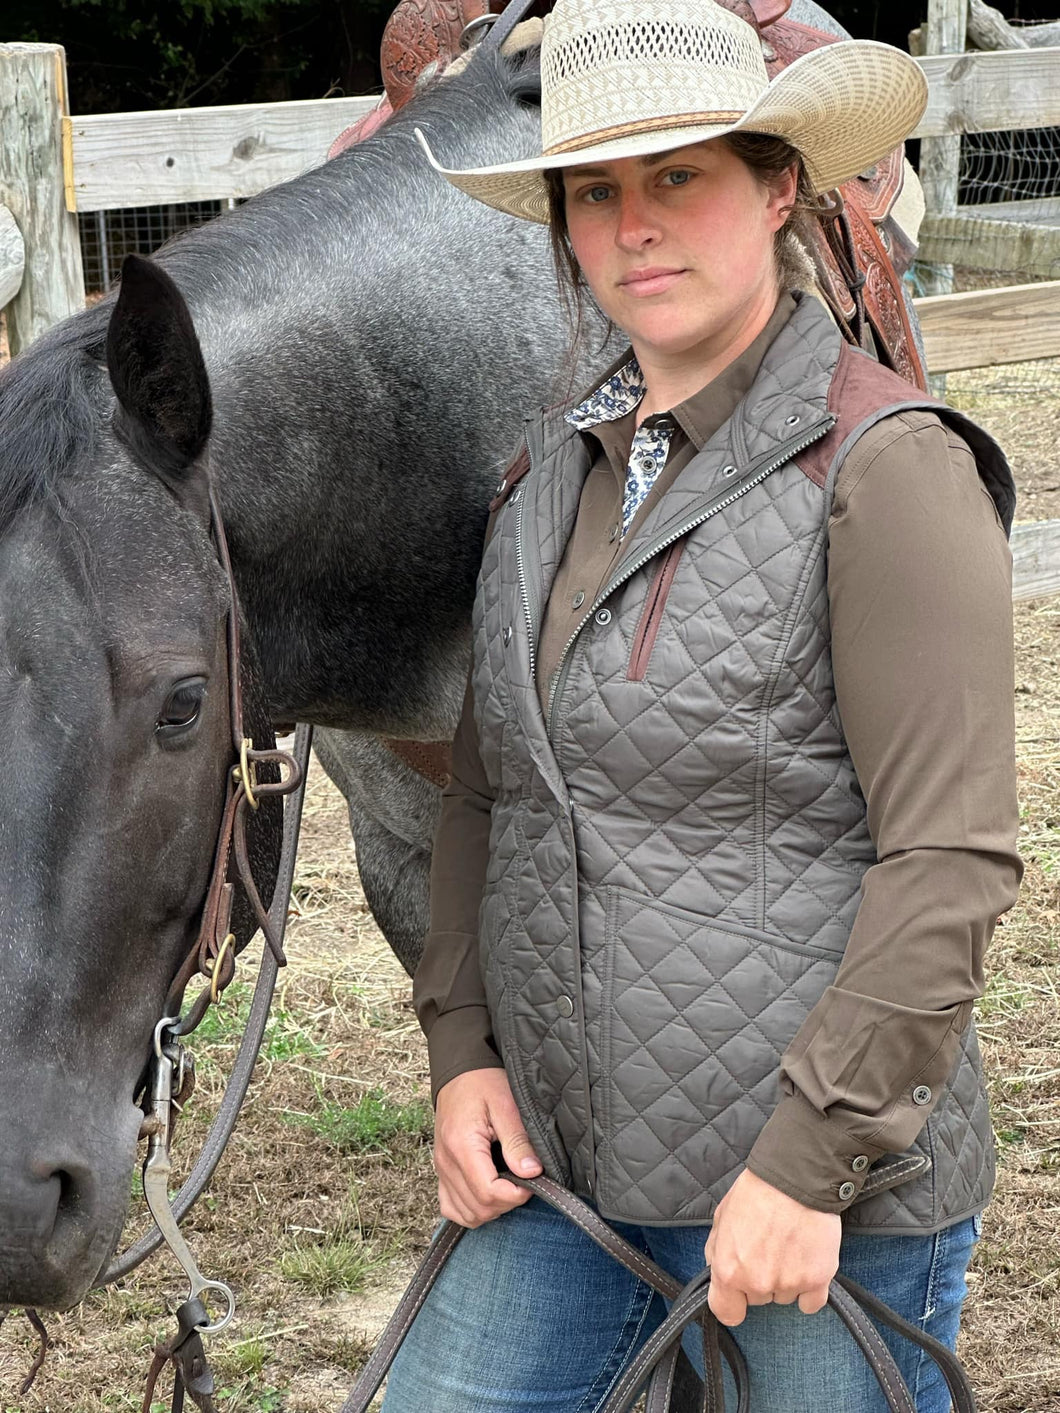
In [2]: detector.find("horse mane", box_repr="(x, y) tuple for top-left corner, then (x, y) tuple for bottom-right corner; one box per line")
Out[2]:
(0, 303), (113, 526)
(0, 45), (542, 527)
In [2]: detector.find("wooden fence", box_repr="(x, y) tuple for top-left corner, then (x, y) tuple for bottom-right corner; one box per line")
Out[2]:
(2, 31), (1060, 597)
(4, 34), (1060, 348)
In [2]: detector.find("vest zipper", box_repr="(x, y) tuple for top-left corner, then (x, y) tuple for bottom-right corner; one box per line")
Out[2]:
(514, 454), (537, 680)
(546, 414), (837, 739)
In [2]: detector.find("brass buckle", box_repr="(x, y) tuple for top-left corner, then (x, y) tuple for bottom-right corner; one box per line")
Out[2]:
(207, 932), (236, 1006)
(232, 736), (259, 809)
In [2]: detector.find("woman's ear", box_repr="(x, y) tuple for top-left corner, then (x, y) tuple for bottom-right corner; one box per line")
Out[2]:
(766, 162), (801, 233)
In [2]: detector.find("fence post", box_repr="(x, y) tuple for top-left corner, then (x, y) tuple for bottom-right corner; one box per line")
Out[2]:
(917, 0), (968, 297)
(0, 43), (84, 358)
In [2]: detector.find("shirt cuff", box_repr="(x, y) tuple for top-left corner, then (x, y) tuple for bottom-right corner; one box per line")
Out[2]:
(425, 1004), (505, 1105)
(745, 1090), (888, 1214)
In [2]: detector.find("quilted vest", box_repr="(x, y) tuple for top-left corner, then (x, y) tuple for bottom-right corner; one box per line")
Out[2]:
(471, 293), (1015, 1233)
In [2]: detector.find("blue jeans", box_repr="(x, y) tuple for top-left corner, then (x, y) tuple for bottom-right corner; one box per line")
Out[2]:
(381, 1199), (981, 1413)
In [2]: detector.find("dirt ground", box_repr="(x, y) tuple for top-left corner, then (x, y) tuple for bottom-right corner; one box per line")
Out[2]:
(1, 316), (1059, 1408)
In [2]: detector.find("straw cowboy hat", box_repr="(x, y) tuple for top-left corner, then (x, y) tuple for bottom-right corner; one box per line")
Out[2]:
(415, 0), (928, 222)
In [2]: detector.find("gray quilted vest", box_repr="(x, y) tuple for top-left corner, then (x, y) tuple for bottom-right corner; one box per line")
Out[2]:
(471, 293), (1015, 1233)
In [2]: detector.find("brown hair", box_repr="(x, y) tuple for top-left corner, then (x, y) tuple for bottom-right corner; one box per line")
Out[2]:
(543, 133), (817, 326)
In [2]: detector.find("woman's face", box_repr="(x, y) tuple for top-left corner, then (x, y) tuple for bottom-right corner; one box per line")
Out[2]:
(561, 138), (795, 365)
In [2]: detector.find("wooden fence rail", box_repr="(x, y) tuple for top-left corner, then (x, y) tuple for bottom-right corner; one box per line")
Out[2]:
(913, 281), (1060, 372)
(914, 45), (1060, 137)
(47, 45), (1060, 216)
(65, 95), (378, 212)
(1012, 522), (1060, 601)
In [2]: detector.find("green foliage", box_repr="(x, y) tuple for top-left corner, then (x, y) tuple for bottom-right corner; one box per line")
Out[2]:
(189, 981), (327, 1065)
(3, 0), (393, 113)
(221, 1335), (269, 1379)
(285, 1088), (432, 1154)
(278, 1235), (382, 1297)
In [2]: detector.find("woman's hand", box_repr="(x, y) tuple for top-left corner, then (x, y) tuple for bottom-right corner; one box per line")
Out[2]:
(433, 1068), (543, 1228)
(703, 1169), (842, 1326)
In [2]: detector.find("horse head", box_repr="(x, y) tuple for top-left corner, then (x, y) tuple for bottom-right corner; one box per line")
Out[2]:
(0, 255), (281, 1309)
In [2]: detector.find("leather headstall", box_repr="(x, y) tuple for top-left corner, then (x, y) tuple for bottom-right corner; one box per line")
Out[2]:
(160, 483), (304, 1038)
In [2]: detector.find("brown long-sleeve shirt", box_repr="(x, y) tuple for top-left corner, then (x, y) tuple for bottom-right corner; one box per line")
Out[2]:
(413, 299), (1022, 1212)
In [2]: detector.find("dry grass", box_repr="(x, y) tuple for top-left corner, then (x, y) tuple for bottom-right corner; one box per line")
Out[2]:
(961, 598), (1060, 1413)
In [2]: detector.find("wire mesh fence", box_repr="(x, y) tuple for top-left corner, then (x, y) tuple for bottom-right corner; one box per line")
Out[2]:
(78, 199), (238, 294)
(929, 8), (1060, 410)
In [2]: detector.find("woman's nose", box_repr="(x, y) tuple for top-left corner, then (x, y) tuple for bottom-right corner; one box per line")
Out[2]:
(614, 191), (660, 251)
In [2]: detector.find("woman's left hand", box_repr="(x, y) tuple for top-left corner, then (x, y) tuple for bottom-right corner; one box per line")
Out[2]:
(703, 1169), (842, 1326)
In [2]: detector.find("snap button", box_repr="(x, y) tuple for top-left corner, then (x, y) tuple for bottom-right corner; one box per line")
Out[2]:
(851, 1155), (869, 1173)
(608, 524), (620, 542)
(641, 457), (654, 472)
(557, 995), (574, 1018)
(838, 1181), (856, 1201)
(572, 590), (585, 609)
(721, 464), (737, 478)
(785, 414), (801, 426)
(508, 487), (522, 506)
(495, 479), (506, 495)
(595, 608), (612, 626)
(503, 625), (512, 645)
(912, 1085), (932, 1106)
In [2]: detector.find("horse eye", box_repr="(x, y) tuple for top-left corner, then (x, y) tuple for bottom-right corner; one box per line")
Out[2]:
(157, 678), (207, 739)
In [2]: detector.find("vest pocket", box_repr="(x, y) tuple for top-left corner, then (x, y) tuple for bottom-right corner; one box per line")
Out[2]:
(596, 886), (842, 1221)
(627, 540), (685, 681)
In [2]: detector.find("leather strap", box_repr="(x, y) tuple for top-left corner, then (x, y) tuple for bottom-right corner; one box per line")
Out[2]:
(479, 0), (541, 52)
(599, 1255), (978, 1413)
(381, 737), (453, 789)
(340, 1173), (978, 1413)
(340, 1168), (747, 1413)
(141, 1297), (218, 1413)
(99, 722), (313, 1285)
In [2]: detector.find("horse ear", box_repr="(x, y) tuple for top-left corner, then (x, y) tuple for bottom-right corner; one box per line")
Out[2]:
(106, 254), (213, 487)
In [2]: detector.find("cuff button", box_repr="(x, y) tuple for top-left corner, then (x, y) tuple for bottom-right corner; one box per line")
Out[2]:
(912, 1085), (932, 1106)
(838, 1181), (856, 1201)
(851, 1155), (869, 1173)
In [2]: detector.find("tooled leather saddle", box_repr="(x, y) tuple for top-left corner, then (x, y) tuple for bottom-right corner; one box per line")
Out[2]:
(343, 0), (926, 790)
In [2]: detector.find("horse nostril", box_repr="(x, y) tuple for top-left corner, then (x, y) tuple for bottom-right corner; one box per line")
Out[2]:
(55, 1168), (80, 1223)
(25, 1157), (94, 1250)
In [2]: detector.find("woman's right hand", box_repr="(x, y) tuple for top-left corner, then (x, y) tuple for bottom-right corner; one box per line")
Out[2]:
(433, 1068), (543, 1227)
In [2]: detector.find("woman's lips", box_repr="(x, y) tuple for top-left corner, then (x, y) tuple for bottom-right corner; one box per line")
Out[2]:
(619, 268), (687, 297)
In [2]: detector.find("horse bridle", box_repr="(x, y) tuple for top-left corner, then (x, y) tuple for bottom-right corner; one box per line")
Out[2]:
(158, 481), (304, 1029)
(88, 480), (312, 1413)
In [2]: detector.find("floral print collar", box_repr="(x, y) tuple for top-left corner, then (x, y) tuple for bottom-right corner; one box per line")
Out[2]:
(566, 356), (677, 535)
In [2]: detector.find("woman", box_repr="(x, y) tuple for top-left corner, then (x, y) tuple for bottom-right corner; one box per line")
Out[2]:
(388, 1), (1023, 1407)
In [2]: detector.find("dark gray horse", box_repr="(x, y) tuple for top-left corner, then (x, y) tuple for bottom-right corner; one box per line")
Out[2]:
(0, 0), (919, 1320)
(0, 44), (571, 1315)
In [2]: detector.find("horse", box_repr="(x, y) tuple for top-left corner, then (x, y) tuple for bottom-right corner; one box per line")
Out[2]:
(0, 0), (924, 1321)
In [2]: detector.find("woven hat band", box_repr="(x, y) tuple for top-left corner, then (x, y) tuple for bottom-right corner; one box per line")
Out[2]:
(543, 111), (745, 157)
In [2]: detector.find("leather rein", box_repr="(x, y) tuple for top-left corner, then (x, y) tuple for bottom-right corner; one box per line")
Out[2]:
(341, 1166), (979, 1413)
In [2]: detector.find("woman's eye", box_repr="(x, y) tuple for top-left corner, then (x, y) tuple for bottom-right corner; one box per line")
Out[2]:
(663, 170), (693, 187)
(585, 185), (611, 203)
(157, 678), (207, 737)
